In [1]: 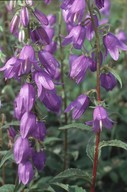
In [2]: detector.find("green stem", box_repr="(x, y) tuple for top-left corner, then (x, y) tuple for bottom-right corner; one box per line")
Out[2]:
(86, 1), (101, 191)
(58, 11), (68, 170)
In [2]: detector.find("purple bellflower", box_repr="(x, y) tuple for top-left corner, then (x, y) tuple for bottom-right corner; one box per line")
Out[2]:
(85, 15), (98, 41)
(95, 0), (104, 9)
(69, 54), (90, 84)
(38, 50), (60, 79)
(62, 25), (86, 49)
(40, 89), (62, 113)
(10, 14), (20, 34)
(20, 7), (29, 27)
(65, 94), (90, 119)
(32, 150), (46, 171)
(86, 106), (113, 132)
(61, 0), (75, 10)
(20, 112), (36, 138)
(14, 137), (30, 164)
(18, 161), (34, 185)
(100, 72), (117, 91)
(14, 83), (35, 120)
(101, 0), (110, 16)
(31, 121), (46, 141)
(33, 8), (49, 26)
(103, 32), (127, 60)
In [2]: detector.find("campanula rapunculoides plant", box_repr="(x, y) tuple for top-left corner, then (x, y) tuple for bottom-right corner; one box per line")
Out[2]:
(0, 0), (127, 192)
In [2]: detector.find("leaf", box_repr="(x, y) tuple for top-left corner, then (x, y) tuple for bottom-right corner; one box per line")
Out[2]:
(44, 137), (62, 145)
(59, 123), (90, 131)
(0, 149), (14, 168)
(2, 121), (20, 129)
(52, 168), (91, 183)
(0, 184), (15, 192)
(51, 183), (86, 192)
(86, 135), (96, 161)
(99, 139), (127, 151)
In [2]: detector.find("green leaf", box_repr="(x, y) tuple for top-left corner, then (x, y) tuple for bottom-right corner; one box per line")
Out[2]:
(59, 123), (90, 131)
(0, 149), (14, 168)
(86, 135), (95, 161)
(0, 184), (15, 192)
(99, 139), (127, 151)
(52, 168), (91, 183)
(51, 183), (86, 192)
(44, 137), (62, 145)
(2, 121), (20, 129)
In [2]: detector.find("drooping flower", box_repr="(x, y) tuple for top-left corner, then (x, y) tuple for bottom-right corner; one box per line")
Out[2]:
(38, 50), (60, 79)
(10, 14), (20, 34)
(20, 112), (36, 138)
(101, 0), (110, 16)
(32, 150), (46, 171)
(86, 106), (113, 132)
(61, 0), (86, 23)
(31, 121), (46, 141)
(89, 52), (103, 72)
(85, 15), (98, 41)
(95, 0), (104, 9)
(20, 7), (29, 27)
(62, 25), (86, 49)
(100, 72), (117, 91)
(40, 89), (62, 113)
(33, 8), (48, 25)
(14, 137), (30, 164)
(18, 161), (34, 185)
(14, 83), (35, 120)
(103, 32), (127, 60)
(69, 54), (90, 84)
(65, 94), (90, 119)
(34, 71), (55, 98)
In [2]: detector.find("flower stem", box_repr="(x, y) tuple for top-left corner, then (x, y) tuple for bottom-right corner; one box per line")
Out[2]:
(86, 1), (101, 191)
(58, 11), (68, 170)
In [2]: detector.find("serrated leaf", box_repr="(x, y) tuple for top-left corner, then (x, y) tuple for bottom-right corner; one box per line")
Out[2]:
(59, 123), (90, 131)
(2, 121), (20, 129)
(99, 139), (127, 151)
(0, 184), (15, 192)
(0, 149), (14, 168)
(52, 168), (91, 183)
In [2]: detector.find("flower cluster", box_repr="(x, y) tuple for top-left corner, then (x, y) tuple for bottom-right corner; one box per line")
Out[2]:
(1, 0), (62, 185)
(61, 0), (127, 132)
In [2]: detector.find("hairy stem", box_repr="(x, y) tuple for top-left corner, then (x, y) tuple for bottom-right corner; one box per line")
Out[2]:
(58, 11), (68, 170)
(86, 1), (101, 191)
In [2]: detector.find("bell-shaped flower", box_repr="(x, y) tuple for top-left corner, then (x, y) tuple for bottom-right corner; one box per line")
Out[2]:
(69, 54), (90, 84)
(61, 0), (75, 10)
(101, 0), (110, 16)
(38, 51), (60, 79)
(33, 8), (48, 25)
(62, 25), (86, 49)
(65, 94), (89, 119)
(30, 27), (50, 45)
(14, 83), (35, 120)
(34, 71), (55, 99)
(95, 0), (104, 9)
(18, 161), (34, 185)
(40, 89), (62, 113)
(20, 112), (36, 138)
(44, 41), (57, 54)
(103, 32), (127, 61)
(31, 121), (46, 141)
(100, 72), (117, 91)
(14, 137), (30, 164)
(32, 150), (46, 171)
(10, 14), (20, 34)
(20, 7), (29, 27)
(89, 52), (103, 72)
(85, 15), (98, 41)
(86, 106), (113, 132)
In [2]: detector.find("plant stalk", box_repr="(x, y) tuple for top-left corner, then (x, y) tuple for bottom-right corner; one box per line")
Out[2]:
(86, 1), (101, 191)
